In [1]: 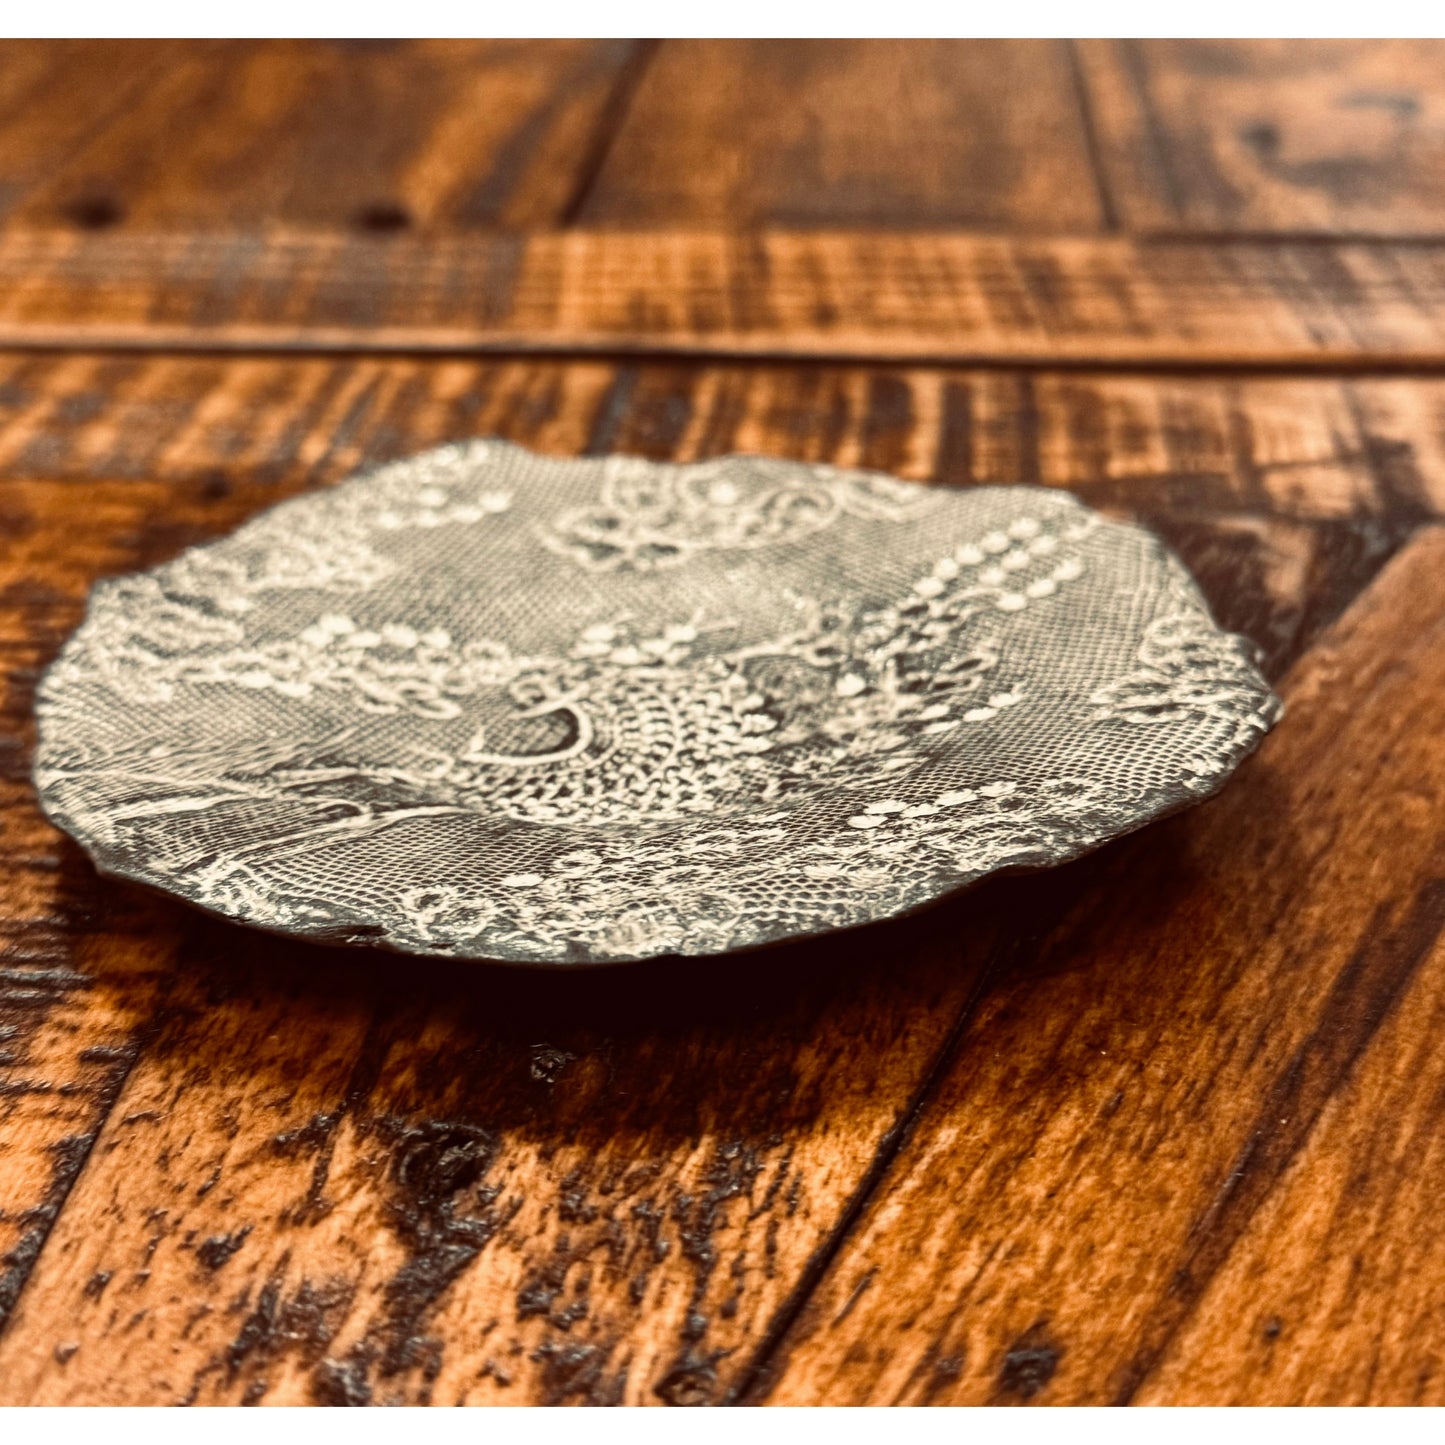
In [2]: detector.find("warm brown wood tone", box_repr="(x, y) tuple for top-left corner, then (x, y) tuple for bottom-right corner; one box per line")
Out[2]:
(1138, 929), (1445, 1404)
(0, 43), (185, 230)
(5, 230), (1445, 367)
(10, 41), (1445, 243)
(0, 40), (643, 232)
(1079, 40), (1445, 238)
(2, 39), (1444, 1407)
(0, 350), (1440, 1403)
(578, 40), (1104, 231)
(761, 526), (1445, 1404)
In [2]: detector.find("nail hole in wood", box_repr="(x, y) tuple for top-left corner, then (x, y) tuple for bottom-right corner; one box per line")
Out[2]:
(65, 194), (124, 230)
(354, 201), (412, 233)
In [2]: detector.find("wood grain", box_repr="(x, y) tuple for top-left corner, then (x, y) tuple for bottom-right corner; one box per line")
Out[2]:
(1137, 927), (1445, 1404)
(758, 525), (1445, 1405)
(0, 44), (189, 227)
(0, 40), (643, 232)
(0, 456), (204, 1336)
(1, 37), (1443, 1407)
(0, 353), (1000, 1405)
(1079, 39), (1445, 238)
(0, 350), (1437, 1402)
(577, 40), (1104, 231)
(22, 41), (1445, 242)
(4, 231), (1445, 367)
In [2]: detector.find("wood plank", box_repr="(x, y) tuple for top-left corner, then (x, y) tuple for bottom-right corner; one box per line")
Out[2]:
(577, 40), (1104, 231)
(0, 353), (993, 1405)
(0, 353), (621, 1352)
(12, 40), (1445, 243)
(0, 888), (996, 1406)
(4, 231), (1445, 367)
(0, 43), (185, 225)
(0, 352), (1435, 1402)
(758, 525), (1445, 1405)
(0, 41), (642, 232)
(1079, 40), (1445, 238)
(0, 453), (199, 1338)
(1136, 926), (1445, 1404)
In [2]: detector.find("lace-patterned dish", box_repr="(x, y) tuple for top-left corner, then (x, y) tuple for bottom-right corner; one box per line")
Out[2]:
(35, 442), (1281, 965)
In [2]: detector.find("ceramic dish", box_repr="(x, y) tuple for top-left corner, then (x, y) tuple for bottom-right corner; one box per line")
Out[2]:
(35, 442), (1281, 964)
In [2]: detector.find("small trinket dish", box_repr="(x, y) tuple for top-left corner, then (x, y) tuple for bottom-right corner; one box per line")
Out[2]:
(35, 442), (1280, 964)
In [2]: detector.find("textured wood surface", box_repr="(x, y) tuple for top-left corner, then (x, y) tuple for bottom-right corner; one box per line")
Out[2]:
(5, 231), (1445, 365)
(0, 351), (1440, 1403)
(1, 39), (1443, 1406)
(6, 40), (1445, 242)
(0, 40), (644, 231)
(762, 526), (1445, 1404)
(0, 42), (188, 228)
(576, 40), (1105, 230)
(1079, 40), (1445, 238)
(1139, 928), (1445, 1404)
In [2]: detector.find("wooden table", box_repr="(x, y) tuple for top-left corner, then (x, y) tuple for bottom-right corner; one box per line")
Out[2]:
(1, 39), (1443, 1407)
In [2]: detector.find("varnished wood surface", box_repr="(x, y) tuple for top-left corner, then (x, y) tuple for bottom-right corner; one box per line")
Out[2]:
(5, 231), (1445, 366)
(0, 353), (1441, 1404)
(0, 39), (1443, 1406)
(1078, 40), (1445, 238)
(7, 40), (1445, 240)
(0, 40), (1096, 235)
(576, 40), (1106, 230)
(0, 40), (646, 232)
(766, 527), (1445, 1404)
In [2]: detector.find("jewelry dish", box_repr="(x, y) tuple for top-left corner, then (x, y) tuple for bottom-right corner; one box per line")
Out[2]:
(35, 442), (1281, 964)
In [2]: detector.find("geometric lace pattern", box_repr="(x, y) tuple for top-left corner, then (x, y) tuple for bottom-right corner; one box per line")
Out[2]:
(35, 442), (1281, 963)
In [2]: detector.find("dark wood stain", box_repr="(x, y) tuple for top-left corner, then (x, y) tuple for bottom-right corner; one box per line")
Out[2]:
(996, 1324), (1063, 1402)
(1112, 878), (1445, 1403)
(1078, 39), (1445, 237)
(2, 38), (1445, 1406)
(757, 529), (1445, 1404)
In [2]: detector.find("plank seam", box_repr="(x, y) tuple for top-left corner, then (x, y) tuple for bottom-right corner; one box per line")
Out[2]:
(557, 39), (663, 226)
(7, 336), (1445, 378)
(1062, 40), (1121, 234)
(727, 960), (999, 1405)
(1117, 38), (1186, 222)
